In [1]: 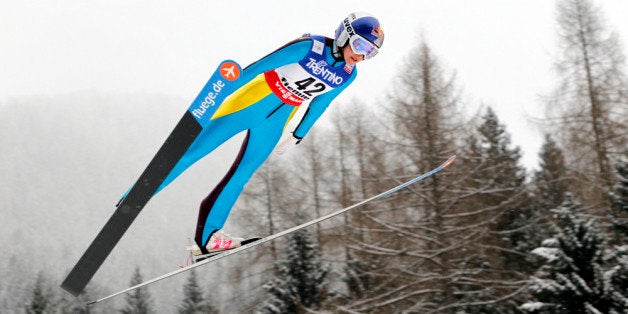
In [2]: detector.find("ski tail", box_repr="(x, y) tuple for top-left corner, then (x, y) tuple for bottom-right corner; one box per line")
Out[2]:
(61, 112), (202, 296)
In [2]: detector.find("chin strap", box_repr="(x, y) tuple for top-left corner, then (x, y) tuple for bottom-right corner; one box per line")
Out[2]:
(332, 41), (344, 61)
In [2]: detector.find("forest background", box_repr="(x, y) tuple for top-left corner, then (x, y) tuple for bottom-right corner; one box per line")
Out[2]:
(1, 0), (626, 313)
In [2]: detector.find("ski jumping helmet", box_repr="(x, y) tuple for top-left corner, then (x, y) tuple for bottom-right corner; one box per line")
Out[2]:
(334, 12), (384, 60)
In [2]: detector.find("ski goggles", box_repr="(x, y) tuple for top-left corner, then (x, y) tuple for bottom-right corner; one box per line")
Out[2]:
(349, 36), (379, 60)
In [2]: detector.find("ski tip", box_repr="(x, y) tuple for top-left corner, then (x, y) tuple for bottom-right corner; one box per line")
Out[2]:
(440, 155), (456, 169)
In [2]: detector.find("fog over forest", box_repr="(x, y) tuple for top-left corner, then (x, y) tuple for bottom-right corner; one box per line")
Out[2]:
(2, 0), (626, 312)
(1, 94), (272, 312)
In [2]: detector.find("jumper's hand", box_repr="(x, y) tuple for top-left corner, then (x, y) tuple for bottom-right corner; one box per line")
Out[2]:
(275, 135), (301, 155)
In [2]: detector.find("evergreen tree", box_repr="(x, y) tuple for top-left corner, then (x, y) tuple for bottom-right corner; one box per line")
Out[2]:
(534, 134), (570, 210)
(608, 156), (628, 245)
(178, 269), (217, 314)
(607, 246), (628, 313)
(258, 228), (329, 313)
(521, 194), (626, 313)
(120, 267), (154, 314)
(525, 134), (573, 267)
(55, 284), (112, 314)
(55, 291), (91, 314)
(475, 107), (527, 195)
(452, 107), (531, 313)
(25, 273), (54, 314)
(479, 108), (532, 261)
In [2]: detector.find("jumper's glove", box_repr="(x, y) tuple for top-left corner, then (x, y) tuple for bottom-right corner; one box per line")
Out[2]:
(275, 134), (302, 155)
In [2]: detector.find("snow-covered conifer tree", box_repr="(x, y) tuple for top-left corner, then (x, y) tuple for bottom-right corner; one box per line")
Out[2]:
(521, 194), (627, 313)
(120, 267), (154, 314)
(178, 269), (217, 314)
(257, 229), (329, 313)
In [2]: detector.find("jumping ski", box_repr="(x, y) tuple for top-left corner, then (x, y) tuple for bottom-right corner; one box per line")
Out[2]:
(61, 60), (243, 297)
(87, 155), (456, 305)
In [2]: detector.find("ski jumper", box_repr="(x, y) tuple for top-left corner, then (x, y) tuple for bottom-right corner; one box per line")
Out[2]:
(155, 35), (358, 250)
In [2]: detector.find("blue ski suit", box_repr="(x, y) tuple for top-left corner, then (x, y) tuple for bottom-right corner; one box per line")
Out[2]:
(157, 35), (358, 251)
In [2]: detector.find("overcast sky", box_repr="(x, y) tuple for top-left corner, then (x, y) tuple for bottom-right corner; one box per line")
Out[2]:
(2, 0), (627, 169)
